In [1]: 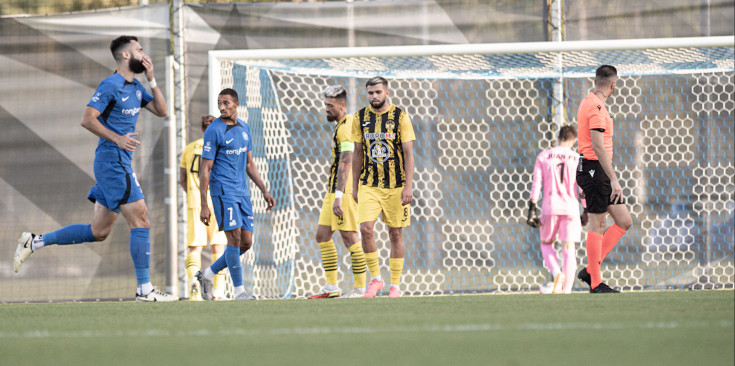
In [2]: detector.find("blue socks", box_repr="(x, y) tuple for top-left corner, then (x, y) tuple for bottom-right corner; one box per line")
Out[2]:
(210, 250), (228, 274)
(225, 245), (243, 287)
(43, 224), (95, 246)
(129, 228), (151, 286)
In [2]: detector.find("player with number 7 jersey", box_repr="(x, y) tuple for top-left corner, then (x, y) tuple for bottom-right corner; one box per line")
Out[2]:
(195, 88), (275, 301)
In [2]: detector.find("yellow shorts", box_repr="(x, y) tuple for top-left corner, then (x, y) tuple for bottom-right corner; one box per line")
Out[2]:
(187, 208), (227, 247)
(357, 186), (411, 228)
(318, 192), (358, 232)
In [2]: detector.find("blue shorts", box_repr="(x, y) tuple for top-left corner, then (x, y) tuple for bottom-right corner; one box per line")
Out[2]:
(211, 195), (253, 232)
(87, 158), (144, 213)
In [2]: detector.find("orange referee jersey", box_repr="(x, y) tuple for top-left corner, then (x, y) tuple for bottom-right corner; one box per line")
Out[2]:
(577, 92), (614, 160)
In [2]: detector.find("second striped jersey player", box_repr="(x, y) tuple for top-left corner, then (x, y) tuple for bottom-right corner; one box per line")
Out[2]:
(308, 85), (367, 299)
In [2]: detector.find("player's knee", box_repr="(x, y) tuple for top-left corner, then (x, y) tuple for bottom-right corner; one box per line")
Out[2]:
(617, 217), (633, 231)
(315, 232), (330, 243)
(240, 240), (252, 251)
(388, 228), (402, 242)
(591, 220), (607, 233)
(211, 244), (225, 255)
(360, 225), (373, 239)
(92, 227), (111, 241)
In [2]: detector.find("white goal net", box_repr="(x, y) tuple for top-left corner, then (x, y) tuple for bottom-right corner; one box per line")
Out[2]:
(209, 36), (734, 297)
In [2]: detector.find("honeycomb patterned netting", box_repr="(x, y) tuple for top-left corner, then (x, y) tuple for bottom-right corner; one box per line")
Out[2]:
(217, 45), (734, 297)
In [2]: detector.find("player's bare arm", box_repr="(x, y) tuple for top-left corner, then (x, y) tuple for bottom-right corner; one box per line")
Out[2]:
(245, 151), (275, 210)
(179, 167), (187, 192)
(140, 54), (168, 118)
(351, 142), (363, 204)
(401, 140), (414, 205)
(81, 106), (140, 152)
(332, 150), (353, 217)
(590, 130), (622, 203)
(198, 157), (214, 225)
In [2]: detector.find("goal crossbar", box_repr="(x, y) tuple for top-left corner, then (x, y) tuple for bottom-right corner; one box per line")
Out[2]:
(209, 36), (733, 115)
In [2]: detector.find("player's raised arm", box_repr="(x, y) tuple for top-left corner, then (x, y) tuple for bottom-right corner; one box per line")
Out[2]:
(141, 54), (168, 118)
(198, 157), (213, 225)
(246, 151), (275, 210)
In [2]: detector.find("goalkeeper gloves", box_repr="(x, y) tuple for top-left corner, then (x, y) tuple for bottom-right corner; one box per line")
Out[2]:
(526, 200), (541, 228)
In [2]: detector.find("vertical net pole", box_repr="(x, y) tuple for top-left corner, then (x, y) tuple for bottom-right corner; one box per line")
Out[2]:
(551, 0), (565, 127)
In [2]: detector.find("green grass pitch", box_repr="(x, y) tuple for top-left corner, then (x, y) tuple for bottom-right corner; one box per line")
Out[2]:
(1, 290), (732, 366)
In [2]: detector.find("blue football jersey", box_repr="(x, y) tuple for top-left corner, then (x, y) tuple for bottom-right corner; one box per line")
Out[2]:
(88, 73), (153, 162)
(202, 118), (253, 197)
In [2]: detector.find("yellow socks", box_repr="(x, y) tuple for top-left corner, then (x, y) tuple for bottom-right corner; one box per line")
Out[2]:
(319, 240), (338, 286)
(389, 257), (404, 287)
(185, 251), (201, 284)
(365, 250), (381, 279)
(348, 242), (366, 289)
(212, 250), (225, 297)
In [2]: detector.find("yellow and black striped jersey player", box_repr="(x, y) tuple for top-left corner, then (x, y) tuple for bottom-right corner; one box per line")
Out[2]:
(351, 76), (416, 298)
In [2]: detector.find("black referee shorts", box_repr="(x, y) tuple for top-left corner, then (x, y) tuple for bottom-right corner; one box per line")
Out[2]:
(576, 159), (626, 214)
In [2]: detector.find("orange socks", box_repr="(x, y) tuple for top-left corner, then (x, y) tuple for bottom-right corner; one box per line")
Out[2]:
(587, 224), (627, 289)
(586, 231), (603, 288)
(601, 224), (627, 261)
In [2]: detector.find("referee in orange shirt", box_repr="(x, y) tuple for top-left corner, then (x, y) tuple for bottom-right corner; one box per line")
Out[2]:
(575, 65), (633, 293)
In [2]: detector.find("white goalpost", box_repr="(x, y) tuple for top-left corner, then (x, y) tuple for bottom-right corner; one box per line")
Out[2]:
(208, 36), (734, 297)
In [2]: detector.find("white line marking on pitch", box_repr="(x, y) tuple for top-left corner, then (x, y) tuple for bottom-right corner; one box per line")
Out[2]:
(0, 320), (732, 339)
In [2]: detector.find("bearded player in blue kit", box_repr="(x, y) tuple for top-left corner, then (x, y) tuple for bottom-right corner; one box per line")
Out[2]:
(195, 88), (275, 301)
(13, 35), (177, 302)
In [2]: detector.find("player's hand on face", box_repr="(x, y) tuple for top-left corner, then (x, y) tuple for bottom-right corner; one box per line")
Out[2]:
(263, 191), (275, 211)
(401, 186), (413, 205)
(142, 54), (154, 81)
(200, 205), (210, 226)
(332, 198), (343, 217)
(117, 132), (141, 152)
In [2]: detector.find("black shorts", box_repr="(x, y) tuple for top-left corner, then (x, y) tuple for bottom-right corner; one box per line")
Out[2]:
(576, 159), (625, 214)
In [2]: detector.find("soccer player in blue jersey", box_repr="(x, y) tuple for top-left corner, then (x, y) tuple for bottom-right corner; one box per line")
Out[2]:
(13, 35), (177, 302)
(195, 88), (275, 301)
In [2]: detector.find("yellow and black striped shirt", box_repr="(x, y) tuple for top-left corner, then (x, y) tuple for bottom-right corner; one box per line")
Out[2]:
(326, 115), (354, 194)
(351, 104), (416, 189)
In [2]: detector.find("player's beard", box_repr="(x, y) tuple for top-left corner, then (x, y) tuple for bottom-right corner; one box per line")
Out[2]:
(326, 113), (337, 122)
(370, 98), (386, 110)
(129, 56), (146, 74)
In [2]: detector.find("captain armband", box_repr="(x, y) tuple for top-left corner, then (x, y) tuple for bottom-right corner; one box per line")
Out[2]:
(340, 141), (354, 152)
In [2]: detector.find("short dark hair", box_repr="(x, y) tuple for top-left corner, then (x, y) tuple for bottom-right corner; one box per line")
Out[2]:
(558, 125), (577, 142)
(365, 76), (388, 89)
(219, 88), (239, 102)
(110, 35), (138, 62)
(595, 65), (618, 86)
(201, 115), (215, 130)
